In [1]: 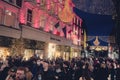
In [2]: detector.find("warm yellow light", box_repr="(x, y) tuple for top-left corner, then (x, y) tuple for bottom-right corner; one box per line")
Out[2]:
(23, 49), (34, 60)
(93, 36), (100, 46)
(48, 43), (56, 59)
(55, 51), (61, 58)
(95, 46), (102, 51)
(58, 0), (74, 22)
(74, 52), (78, 57)
(0, 47), (10, 60)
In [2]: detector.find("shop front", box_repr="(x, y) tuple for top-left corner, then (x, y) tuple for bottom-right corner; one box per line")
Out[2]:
(70, 44), (81, 58)
(21, 26), (73, 60)
(23, 39), (45, 60)
(0, 36), (12, 60)
(47, 43), (71, 60)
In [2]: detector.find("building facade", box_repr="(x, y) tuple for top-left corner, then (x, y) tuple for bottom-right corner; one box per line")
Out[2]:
(0, 0), (84, 60)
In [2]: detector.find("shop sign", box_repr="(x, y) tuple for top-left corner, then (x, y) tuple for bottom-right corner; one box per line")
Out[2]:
(50, 37), (61, 42)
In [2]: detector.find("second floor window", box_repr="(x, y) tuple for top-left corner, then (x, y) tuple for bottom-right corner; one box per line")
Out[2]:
(16, 0), (22, 7)
(27, 9), (32, 26)
(39, 15), (46, 29)
(4, 10), (16, 27)
(0, 8), (3, 24)
(3, 0), (22, 7)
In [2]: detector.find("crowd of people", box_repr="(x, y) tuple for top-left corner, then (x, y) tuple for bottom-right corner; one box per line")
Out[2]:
(0, 55), (120, 80)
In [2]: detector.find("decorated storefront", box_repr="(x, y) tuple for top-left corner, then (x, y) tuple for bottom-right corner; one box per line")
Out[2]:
(0, 37), (45, 60)
(0, 36), (12, 60)
(47, 43), (81, 60)
(70, 46), (81, 59)
(23, 39), (45, 60)
(47, 43), (71, 60)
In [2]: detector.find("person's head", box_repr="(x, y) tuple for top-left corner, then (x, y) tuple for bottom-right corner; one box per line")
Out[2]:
(37, 59), (43, 66)
(43, 61), (49, 71)
(15, 67), (26, 80)
(101, 62), (106, 68)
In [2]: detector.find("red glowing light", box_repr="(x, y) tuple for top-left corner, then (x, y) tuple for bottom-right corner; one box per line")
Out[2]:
(46, 0), (51, 10)
(19, 9), (26, 24)
(36, 0), (40, 4)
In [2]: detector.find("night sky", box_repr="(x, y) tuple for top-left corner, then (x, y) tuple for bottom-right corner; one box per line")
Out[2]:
(72, 0), (115, 15)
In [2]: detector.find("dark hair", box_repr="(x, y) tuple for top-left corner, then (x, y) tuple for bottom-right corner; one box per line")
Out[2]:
(17, 67), (26, 73)
(10, 66), (17, 72)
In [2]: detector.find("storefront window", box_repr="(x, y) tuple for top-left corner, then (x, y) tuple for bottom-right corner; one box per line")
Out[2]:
(48, 43), (56, 59)
(63, 52), (69, 60)
(0, 47), (10, 61)
(35, 50), (44, 59)
(23, 49), (34, 60)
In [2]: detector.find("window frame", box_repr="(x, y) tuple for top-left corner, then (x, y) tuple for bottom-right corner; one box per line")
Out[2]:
(4, 10), (16, 27)
(27, 9), (33, 26)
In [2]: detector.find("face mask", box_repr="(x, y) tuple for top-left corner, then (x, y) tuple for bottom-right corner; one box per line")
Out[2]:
(37, 61), (41, 65)
(38, 74), (42, 80)
(56, 68), (61, 73)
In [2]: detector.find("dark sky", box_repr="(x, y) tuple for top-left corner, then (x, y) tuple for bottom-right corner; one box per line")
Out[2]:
(72, 0), (115, 15)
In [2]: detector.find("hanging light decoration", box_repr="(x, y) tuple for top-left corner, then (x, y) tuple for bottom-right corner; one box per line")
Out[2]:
(93, 36), (100, 46)
(58, 0), (75, 22)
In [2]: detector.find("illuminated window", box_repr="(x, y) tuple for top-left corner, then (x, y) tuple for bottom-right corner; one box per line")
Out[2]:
(4, 10), (16, 27)
(50, 1), (55, 14)
(27, 9), (32, 26)
(39, 15), (46, 29)
(49, 21), (54, 31)
(40, 0), (46, 8)
(46, 0), (51, 10)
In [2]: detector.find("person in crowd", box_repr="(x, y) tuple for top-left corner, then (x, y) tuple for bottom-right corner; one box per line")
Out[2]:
(0, 60), (10, 80)
(5, 66), (17, 80)
(109, 62), (116, 80)
(15, 67), (26, 80)
(32, 59), (44, 78)
(25, 67), (33, 80)
(74, 60), (84, 80)
(32, 71), (42, 80)
(115, 64), (120, 80)
(98, 62), (109, 80)
(41, 61), (54, 80)
(54, 64), (64, 80)
(62, 61), (73, 80)
(82, 63), (93, 80)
